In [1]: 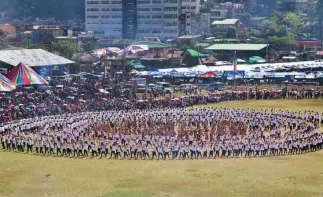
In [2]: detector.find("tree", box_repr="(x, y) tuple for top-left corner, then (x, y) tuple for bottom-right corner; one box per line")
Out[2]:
(0, 29), (7, 49)
(317, 0), (323, 47)
(10, 0), (84, 21)
(53, 40), (79, 59)
(283, 12), (303, 35)
(249, 29), (261, 37)
(226, 27), (237, 38)
(24, 43), (46, 50)
(82, 40), (99, 53)
(268, 35), (296, 51)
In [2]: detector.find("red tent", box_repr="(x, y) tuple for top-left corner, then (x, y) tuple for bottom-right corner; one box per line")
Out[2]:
(200, 71), (217, 78)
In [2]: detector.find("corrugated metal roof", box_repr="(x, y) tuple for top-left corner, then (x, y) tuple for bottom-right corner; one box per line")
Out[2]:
(131, 41), (170, 49)
(212, 19), (239, 25)
(0, 49), (75, 67)
(205, 44), (267, 51)
(0, 24), (16, 35)
(186, 49), (206, 58)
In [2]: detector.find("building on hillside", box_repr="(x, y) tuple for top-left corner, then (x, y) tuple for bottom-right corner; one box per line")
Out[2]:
(296, 40), (321, 51)
(85, 0), (179, 40)
(32, 25), (66, 45)
(0, 24), (21, 46)
(253, 0), (276, 16)
(279, 0), (308, 12)
(211, 19), (245, 37)
(210, 2), (247, 22)
(0, 24), (17, 39)
(131, 40), (170, 57)
(247, 17), (266, 28)
(181, 0), (200, 14)
(19, 31), (33, 46)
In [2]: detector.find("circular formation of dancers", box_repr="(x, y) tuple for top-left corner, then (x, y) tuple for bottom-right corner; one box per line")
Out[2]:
(1, 107), (323, 160)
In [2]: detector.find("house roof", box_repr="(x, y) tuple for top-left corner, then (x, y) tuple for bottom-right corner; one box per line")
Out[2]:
(0, 49), (75, 67)
(205, 44), (267, 51)
(131, 41), (170, 49)
(212, 19), (239, 25)
(0, 24), (16, 35)
(195, 43), (212, 47)
(186, 49), (206, 58)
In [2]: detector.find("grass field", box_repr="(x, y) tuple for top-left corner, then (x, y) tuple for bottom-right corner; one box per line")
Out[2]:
(1, 100), (323, 197)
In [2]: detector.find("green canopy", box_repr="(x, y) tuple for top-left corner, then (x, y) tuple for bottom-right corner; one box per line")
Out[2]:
(186, 49), (206, 58)
(133, 63), (145, 69)
(128, 60), (145, 69)
(248, 56), (266, 63)
(236, 58), (246, 63)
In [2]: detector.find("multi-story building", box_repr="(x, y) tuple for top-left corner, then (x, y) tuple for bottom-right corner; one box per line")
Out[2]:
(85, 0), (179, 40)
(181, 0), (200, 14)
(211, 19), (245, 37)
(210, 2), (246, 22)
(279, 0), (308, 11)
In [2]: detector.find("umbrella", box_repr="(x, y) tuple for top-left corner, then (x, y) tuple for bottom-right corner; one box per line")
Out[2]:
(129, 69), (138, 74)
(0, 73), (16, 92)
(79, 99), (87, 103)
(200, 71), (217, 78)
(67, 96), (75, 100)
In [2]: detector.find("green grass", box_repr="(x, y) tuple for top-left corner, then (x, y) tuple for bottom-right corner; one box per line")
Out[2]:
(1, 100), (323, 197)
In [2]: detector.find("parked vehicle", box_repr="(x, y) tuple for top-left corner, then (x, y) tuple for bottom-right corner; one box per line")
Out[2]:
(207, 82), (225, 92)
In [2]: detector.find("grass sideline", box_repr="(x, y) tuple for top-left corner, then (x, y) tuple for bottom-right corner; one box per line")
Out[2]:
(1, 100), (323, 197)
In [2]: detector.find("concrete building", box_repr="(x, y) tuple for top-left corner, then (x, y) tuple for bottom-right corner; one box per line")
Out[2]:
(181, 0), (200, 14)
(211, 19), (245, 37)
(280, 0), (308, 11)
(210, 2), (246, 22)
(85, 0), (179, 40)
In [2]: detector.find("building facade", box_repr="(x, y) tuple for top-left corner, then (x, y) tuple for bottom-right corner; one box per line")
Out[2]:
(210, 2), (246, 22)
(181, 0), (200, 14)
(85, 0), (179, 40)
(280, 0), (308, 11)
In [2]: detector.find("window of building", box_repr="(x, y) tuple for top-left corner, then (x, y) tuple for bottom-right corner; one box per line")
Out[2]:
(87, 1), (99, 4)
(164, 22), (177, 26)
(87, 8), (99, 11)
(111, 1), (122, 4)
(152, 8), (162, 11)
(112, 8), (122, 11)
(101, 8), (110, 11)
(152, 15), (162, 18)
(138, 29), (150, 33)
(101, 0), (109, 4)
(164, 0), (177, 3)
(111, 15), (122, 18)
(138, 8), (150, 11)
(164, 14), (177, 18)
(164, 7), (177, 11)
(87, 15), (99, 18)
(138, 15), (151, 18)
(138, 0), (150, 4)
(152, 0), (162, 3)
(101, 15), (110, 18)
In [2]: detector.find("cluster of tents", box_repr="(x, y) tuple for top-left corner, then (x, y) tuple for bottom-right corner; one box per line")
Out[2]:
(135, 61), (323, 79)
(0, 62), (48, 92)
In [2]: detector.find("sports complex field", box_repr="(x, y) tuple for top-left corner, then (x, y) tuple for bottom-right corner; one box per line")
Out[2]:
(1, 100), (323, 197)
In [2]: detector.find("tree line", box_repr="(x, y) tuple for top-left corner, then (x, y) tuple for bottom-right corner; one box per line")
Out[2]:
(2, 0), (85, 21)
